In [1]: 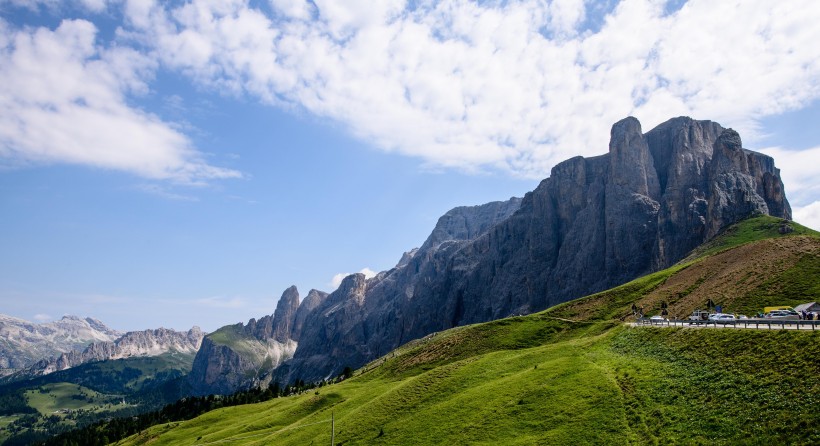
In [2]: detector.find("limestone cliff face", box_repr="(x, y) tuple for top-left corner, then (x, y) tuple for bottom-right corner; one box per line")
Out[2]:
(292, 289), (329, 342)
(187, 333), (295, 396)
(645, 117), (725, 267)
(0, 314), (122, 375)
(419, 198), (523, 252)
(275, 196), (528, 383)
(245, 286), (300, 343)
(707, 129), (791, 238)
(189, 116), (791, 391)
(188, 287), (328, 395)
(272, 116), (790, 384)
(279, 274), (370, 382)
(24, 327), (203, 377)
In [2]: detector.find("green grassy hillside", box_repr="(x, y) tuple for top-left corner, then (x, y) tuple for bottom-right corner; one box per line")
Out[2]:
(0, 353), (195, 445)
(24, 383), (120, 415)
(120, 320), (819, 445)
(117, 216), (820, 446)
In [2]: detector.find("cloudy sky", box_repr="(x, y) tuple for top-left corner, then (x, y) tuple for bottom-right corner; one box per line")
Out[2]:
(1, 0), (819, 332)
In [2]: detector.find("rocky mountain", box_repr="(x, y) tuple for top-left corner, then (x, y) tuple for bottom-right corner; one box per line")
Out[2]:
(188, 288), (328, 395)
(9, 326), (205, 379)
(190, 116), (791, 393)
(0, 314), (122, 375)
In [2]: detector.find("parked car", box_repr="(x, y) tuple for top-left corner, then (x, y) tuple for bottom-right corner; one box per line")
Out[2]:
(688, 310), (710, 321)
(765, 310), (800, 320)
(713, 314), (736, 324)
(649, 315), (667, 323)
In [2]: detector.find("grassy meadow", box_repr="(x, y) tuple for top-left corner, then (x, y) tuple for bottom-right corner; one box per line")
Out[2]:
(119, 319), (819, 445)
(24, 383), (118, 415)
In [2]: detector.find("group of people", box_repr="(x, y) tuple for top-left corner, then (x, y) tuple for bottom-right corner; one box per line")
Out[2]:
(800, 310), (818, 320)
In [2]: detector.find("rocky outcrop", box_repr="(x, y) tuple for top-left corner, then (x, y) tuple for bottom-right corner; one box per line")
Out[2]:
(280, 274), (370, 382)
(292, 289), (329, 342)
(706, 129), (790, 237)
(271, 116), (790, 384)
(253, 198), (525, 385)
(22, 327), (204, 377)
(419, 198), (523, 252)
(188, 287), (328, 395)
(0, 314), (122, 375)
(189, 116), (791, 391)
(187, 332), (295, 396)
(646, 117), (725, 267)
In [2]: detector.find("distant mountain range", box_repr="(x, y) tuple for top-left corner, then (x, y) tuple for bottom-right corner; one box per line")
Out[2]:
(0, 314), (204, 382)
(0, 314), (122, 375)
(22, 326), (204, 378)
(187, 116), (792, 395)
(0, 315), (205, 445)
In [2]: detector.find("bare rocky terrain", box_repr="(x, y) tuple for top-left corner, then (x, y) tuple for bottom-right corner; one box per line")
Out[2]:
(0, 315), (121, 375)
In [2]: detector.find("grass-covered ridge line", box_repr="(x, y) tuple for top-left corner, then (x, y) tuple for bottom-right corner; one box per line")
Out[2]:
(119, 320), (820, 445)
(685, 215), (819, 260)
(550, 215), (820, 321)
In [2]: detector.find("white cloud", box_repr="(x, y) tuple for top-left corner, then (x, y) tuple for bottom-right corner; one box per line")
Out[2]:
(330, 267), (378, 289)
(33, 313), (52, 322)
(759, 145), (820, 230)
(0, 18), (241, 183)
(758, 146), (820, 208)
(268, 0), (313, 21)
(792, 201), (820, 232)
(114, 0), (820, 180)
(359, 267), (377, 278)
(4, 1), (820, 189)
(329, 273), (346, 289)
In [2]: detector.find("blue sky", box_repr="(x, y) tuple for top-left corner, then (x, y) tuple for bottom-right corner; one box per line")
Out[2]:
(1, 0), (819, 332)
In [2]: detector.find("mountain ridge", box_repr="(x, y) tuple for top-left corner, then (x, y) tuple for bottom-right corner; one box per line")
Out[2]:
(0, 314), (122, 376)
(112, 215), (819, 445)
(21, 326), (205, 379)
(189, 115), (792, 393)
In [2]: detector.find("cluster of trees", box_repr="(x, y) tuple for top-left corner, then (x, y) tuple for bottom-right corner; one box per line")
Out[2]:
(37, 387), (277, 446)
(1, 400), (141, 446)
(0, 389), (36, 416)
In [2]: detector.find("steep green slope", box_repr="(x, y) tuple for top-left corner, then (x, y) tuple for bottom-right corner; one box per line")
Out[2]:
(107, 216), (819, 445)
(685, 215), (817, 259)
(120, 320), (819, 445)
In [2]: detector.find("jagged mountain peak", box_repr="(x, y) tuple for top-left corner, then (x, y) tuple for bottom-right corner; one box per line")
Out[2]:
(396, 247), (419, 268)
(280, 285), (299, 303)
(271, 286), (301, 343)
(187, 285), (307, 395)
(2, 319), (203, 380)
(0, 313), (123, 375)
(419, 197), (522, 253)
(189, 116), (793, 392)
(273, 115), (790, 383)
